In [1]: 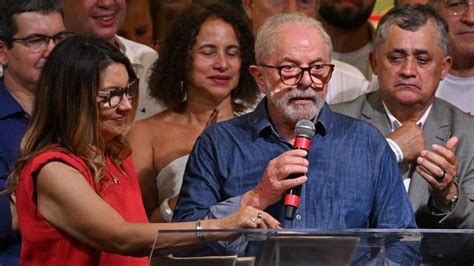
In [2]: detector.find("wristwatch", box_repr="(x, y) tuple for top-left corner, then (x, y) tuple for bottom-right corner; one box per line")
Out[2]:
(431, 194), (459, 214)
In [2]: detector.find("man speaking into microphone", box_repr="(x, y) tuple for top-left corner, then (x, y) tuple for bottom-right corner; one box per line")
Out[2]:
(173, 13), (416, 245)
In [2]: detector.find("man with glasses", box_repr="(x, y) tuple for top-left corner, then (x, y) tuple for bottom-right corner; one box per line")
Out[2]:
(429, 0), (474, 115)
(332, 4), (474, 228)
(60, 0), (162, 120)
(0, 0), (68, 264)
(242, 0), (374, 105)
(173, 13), (416, 253)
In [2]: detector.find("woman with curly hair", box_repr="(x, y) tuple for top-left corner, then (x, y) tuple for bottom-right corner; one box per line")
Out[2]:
(129, 1), (259, 222)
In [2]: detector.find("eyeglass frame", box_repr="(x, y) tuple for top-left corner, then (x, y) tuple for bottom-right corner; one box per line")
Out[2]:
(259, 63), (335, 86)
(5, 31), (74, 52)
(97, 79), (140, 108)
(440, 0), (474, 16)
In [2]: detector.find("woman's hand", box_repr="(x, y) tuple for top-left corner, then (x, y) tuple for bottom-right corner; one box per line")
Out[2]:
(209, 206), (281, 230)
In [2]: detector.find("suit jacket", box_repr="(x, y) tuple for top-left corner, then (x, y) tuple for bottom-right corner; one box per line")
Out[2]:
(331, 91), (474, 228)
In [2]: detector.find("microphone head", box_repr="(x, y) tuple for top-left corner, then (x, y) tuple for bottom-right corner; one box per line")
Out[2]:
(295, 120), (316, 139)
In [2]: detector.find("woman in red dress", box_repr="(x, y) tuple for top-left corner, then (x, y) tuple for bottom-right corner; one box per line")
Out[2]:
(4, 36), (279, 266)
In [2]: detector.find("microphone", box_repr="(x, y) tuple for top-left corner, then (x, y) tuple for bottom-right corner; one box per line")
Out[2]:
(284, 119), (316, 220)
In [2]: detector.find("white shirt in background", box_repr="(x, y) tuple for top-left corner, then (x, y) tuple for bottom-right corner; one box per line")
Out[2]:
(115, 35), (165, 120)
(436, 74), (474, 115)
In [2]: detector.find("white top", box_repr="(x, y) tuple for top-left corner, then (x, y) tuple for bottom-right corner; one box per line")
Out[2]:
(333, 42), (373, 80)
(114, 35), (165, 120)
(156, 154), (189, 205)
(435, 73), (474, 115)
(326, 59), (373, 105)
(156, 154), (189, 222)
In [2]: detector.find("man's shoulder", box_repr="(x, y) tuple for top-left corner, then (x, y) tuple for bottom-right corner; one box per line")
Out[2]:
(433, 98), (474, 128)
(327, 105), (386, 142)
(203, 113), (254, 136)
(0, 80), (26, 120)
(114, 35), (158, 66)
(330, 92), (372, 119)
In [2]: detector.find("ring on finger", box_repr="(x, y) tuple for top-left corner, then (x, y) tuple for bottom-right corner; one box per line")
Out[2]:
(250, 217), (257, 223)
(257, 212), (263, 219)
(436, 169), (446, 181)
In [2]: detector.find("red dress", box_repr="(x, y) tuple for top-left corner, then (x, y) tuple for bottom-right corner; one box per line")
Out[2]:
(16, 148), (149, 266)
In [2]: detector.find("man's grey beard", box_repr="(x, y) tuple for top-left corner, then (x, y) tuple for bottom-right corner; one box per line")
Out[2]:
(268, 85), (325, 124)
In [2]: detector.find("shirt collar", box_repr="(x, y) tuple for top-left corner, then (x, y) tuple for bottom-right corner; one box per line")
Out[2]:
(113, 35), (139, 66)
(382, 101), (432, 131)
(250, 97), (328, 139)
(0, 79), (26, 119)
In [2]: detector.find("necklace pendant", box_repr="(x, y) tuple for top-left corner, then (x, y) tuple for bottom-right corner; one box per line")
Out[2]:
(112, 175), (120, 184)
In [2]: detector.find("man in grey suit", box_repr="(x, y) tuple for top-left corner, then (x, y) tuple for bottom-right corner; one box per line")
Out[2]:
(332, 4), (474, 228)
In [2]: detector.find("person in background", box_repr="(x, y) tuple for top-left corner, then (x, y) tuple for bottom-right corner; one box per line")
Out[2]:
(241, 0), (374, 104)
(149, 0), (192, 50)
(118, 0), (159, 51)
(4, 35), (280, 266)
(0, 1), (70, 264)
(61, 0), (163, 120)
(429, 0), (474, 115)
(317, 0), (376, 80)
(129, 1), (259, 223)
(332, 4), (474, 228)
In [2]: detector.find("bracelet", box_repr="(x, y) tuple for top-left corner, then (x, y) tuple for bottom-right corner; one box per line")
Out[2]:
(159, 198), (174, 222)
(195, 220), (207, 244)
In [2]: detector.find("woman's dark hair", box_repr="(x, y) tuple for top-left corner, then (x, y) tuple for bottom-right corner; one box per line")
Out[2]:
(148, 0), (258, 112)
(5, 35), (138, 194)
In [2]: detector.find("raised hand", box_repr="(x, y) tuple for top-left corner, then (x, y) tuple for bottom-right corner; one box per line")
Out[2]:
(416, 136), (460, 209)
(388, 121), (425, 162)
(240, 149), (309, 210)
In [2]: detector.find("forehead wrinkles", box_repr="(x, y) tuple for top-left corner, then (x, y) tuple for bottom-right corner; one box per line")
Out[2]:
(272, 23), (329, 61)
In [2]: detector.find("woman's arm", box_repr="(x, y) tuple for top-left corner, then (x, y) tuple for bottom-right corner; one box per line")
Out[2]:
(128, 122), (160, 219)
(36, 162), (279, 257)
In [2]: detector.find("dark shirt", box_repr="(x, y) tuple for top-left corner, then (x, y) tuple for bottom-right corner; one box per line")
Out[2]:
(0, 79), (28, 263)
(174, 99), (416, 231)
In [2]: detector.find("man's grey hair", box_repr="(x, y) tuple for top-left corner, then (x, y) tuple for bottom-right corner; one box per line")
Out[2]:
(374, 4), (449, 56)
(254, 12), (333, 64)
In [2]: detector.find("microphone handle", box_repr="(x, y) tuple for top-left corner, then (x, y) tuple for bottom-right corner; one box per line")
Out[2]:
(284, 145), (309, 220)
(284, 173), (304, 220)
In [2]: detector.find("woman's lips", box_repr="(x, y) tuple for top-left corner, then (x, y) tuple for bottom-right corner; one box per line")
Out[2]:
(209, 75), (231, 85)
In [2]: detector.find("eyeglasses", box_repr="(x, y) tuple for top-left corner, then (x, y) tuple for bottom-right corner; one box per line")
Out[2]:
(97, 79), (139, 108)
(7, 32), (74, 53)
(441, 0), (473, 16)
(260, 63), (335, 86)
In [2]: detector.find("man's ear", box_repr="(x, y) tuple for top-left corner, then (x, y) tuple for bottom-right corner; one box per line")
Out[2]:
(369, 51), (378, 76)
(0, 41), (8, 66)
(440, 55), (453, 80)
(249, 65), (268, 95)
(242, 0), (254, 19)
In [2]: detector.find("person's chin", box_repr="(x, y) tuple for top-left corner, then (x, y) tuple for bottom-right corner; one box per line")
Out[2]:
(93, 27), (119, 41)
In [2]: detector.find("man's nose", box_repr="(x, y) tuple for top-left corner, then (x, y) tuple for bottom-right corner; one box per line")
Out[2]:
(399, 58), (417, 78)
(42, 38), (57, 58)
(461, 1), (474, 25)
(283, 0), (300, 12)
